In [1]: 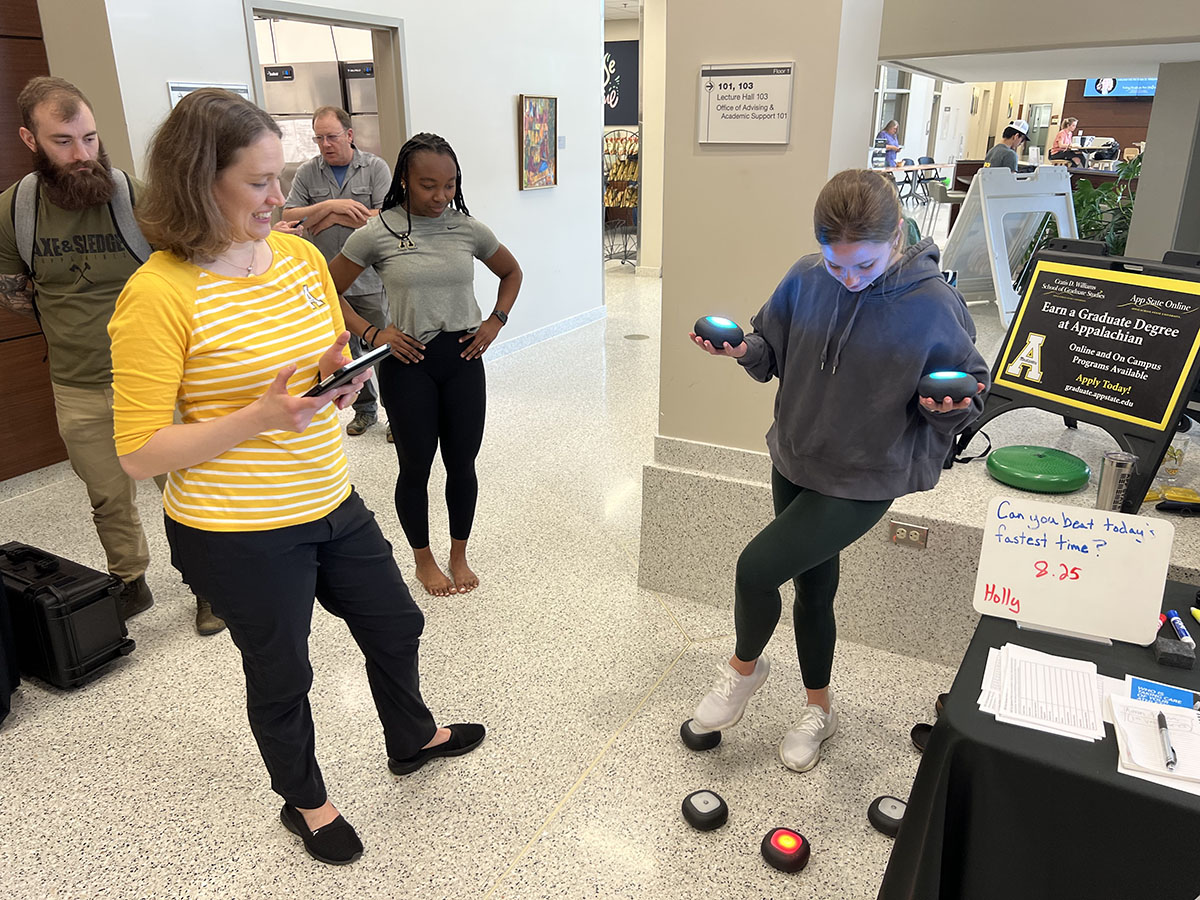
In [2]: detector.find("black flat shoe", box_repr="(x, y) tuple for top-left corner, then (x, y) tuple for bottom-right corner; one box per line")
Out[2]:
(280, 803), (363, 865)
(910, 722), (933, 753)
(388, 723), (486, 775)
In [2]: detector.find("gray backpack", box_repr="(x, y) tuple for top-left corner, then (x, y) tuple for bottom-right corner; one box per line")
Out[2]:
(10, 168), (152, 280)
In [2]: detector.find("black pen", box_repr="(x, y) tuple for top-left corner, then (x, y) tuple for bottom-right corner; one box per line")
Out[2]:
(1158, 711), (1177, 771)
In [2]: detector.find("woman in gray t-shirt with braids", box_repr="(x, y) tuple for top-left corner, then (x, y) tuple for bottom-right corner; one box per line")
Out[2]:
(330, 133), (522, 598)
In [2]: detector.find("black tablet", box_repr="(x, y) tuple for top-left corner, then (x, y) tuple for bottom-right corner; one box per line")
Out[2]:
(303, 343), (392, 397)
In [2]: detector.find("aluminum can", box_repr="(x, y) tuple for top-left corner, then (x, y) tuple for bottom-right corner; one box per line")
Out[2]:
(1095, 451), (1138, 511)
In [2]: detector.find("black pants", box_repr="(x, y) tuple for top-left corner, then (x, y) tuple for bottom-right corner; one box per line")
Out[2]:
(1049, 149), (1085, 168)
(164, 490), (437, 808)
(377, 331), (486, 548)
(734, 468), (892, 690)
(345, 291), (387, 416)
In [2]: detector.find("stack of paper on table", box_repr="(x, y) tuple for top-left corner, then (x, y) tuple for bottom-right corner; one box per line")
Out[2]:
(1111, 691), (1200, 795)
(977, 643), (1106, 741)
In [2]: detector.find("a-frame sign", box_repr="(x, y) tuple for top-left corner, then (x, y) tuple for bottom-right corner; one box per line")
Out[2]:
(956, 240), (1200, 513)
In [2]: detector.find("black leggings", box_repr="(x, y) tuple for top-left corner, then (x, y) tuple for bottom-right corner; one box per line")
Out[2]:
(1049, 149), (1085, 167)
(377, 331), (486, 548)
(734, 467), (892, 690)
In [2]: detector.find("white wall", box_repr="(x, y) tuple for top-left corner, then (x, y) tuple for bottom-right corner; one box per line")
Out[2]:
(86, 0), (603, 346)
(900, 74), (934, 161)
(604, 18), (639, 42)
(879, 0), (1200, 59)
(932, 82), (973, 162)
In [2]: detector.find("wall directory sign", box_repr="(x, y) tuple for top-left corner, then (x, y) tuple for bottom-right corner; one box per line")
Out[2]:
(956, 243), (1200, 512)
(168, 81), (252, 108)
(974, 495), (1171, 645)
(696, 62), (793, 144)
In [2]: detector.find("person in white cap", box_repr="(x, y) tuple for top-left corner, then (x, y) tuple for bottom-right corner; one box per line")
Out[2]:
(983, 120), (1028, 172)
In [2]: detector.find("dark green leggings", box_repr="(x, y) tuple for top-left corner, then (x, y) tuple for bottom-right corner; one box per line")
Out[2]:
(734, 468), (892, 690)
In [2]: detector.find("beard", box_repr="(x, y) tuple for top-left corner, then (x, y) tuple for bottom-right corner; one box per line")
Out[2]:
(35, 141), (115, 210)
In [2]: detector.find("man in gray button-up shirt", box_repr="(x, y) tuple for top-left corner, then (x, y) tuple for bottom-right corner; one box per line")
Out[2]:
(283, 106), (391, 436)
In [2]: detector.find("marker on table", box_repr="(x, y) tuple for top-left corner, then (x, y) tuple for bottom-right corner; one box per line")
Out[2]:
(1190, 607), (1200, 628)
(1158, 711), (1177, 771)
(1168, 610), (1195, 648)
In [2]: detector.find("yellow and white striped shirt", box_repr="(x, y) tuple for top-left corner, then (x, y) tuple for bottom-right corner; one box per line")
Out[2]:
(110, 232), (352, 531)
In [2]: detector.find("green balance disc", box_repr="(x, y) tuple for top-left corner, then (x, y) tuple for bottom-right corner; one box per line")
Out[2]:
(986, 445), (1091, 493)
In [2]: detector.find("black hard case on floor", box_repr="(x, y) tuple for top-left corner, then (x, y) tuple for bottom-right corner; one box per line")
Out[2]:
(0, 542), (134, 689)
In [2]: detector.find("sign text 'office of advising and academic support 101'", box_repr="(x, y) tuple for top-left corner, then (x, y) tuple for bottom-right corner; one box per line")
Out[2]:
(697, 62), (794, 145)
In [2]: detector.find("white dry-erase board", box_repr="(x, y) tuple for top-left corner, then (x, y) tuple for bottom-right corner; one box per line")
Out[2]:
(973, 495), (1173, 645)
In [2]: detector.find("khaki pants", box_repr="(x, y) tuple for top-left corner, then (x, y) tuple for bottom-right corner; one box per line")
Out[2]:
(51, 381), (150, 582)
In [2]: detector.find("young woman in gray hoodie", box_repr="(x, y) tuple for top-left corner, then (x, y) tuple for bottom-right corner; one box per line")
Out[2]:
(687, 168), (989, 772)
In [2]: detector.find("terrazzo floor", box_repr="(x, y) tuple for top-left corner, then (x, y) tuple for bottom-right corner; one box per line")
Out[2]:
(0, 261), (956, 900)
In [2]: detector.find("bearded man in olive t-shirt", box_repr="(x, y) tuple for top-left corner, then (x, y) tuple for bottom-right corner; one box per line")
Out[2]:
(0, 77), (224, 635)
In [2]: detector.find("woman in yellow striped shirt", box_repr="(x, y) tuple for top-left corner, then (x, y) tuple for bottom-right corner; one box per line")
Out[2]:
(108, 89), (484, 866)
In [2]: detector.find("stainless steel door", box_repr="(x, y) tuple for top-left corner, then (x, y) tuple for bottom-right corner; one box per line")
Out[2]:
(341, 61), (378, 114)
(262, 61), (341, 115)
(350, 115), (382, 159)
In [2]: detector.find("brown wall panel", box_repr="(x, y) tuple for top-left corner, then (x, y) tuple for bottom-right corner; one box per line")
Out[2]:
(0, 36), (48, 186)
(0, 5), (59, 480)
(0, 334), (66, 480)
(0, 0), (43, 39)
(0, 307), (40, 342)
(1062, 79), (1154, 154)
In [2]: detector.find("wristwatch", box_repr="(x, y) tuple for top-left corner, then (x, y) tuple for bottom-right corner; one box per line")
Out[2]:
(491, 309), (509, 325)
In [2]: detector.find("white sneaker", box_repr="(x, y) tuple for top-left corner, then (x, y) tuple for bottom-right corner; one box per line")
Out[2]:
(693, 655), (770, 731)
(779, 702), (838, 772)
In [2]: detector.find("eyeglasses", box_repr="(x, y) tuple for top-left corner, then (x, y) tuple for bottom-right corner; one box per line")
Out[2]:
(311, 130), (347, 145)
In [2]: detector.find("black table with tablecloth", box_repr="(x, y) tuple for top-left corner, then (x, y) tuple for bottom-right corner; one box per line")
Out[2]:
(878, 580), (1200, 900)
(0, 572), (19, 726)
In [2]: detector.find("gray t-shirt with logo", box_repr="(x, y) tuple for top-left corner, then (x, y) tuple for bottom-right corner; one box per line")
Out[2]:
(984, 143), (1019, 172)
(340, 207), (500, 343)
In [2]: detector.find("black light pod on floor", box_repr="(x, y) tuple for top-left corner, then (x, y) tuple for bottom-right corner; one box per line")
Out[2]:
(681, 790), (728, 831)
(867, 795), (907, 837)
(680, 718), (721, 751)
(761, 827), (810, 872)
(694, 316), (744, 348)
(917, 370), (976, 403)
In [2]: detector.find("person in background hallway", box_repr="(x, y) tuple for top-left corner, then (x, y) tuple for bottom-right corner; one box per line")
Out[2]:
(328, 133), (523, 598)
(0, 76), (224, 635)
(1049, 117), (1085, 168)
(108, 89), (484, 866)
(983, 119), (1028, 172)
(686, 169), (988, 774)
(875, 119), (901, 169)
(282, 106), (392, 440)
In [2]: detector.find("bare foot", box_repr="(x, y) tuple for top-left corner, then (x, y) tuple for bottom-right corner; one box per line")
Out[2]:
(295, 800), (340, 831)
(423, 726), (451, 749)
(449, 557), (479, 594)
(448, 538), (479, 594)
(413, 547), (456, 596)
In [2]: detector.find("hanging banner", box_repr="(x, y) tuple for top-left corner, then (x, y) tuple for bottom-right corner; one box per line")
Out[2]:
(604, 40), (639, 127)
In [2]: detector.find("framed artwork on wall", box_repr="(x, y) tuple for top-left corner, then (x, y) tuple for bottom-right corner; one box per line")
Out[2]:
(519, 94), (557, 190)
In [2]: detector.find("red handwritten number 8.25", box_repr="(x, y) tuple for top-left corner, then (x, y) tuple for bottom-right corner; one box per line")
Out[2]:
(1033, 561), (1081, 581)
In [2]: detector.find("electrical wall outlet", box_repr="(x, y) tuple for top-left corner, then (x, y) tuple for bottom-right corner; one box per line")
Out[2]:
(889, 520), (928, 549)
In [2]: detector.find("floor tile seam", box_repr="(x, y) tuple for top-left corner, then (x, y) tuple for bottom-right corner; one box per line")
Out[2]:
(0, 476), (73, 506)
(480, 642), (691, 899)
(641, 585), (696, 643)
